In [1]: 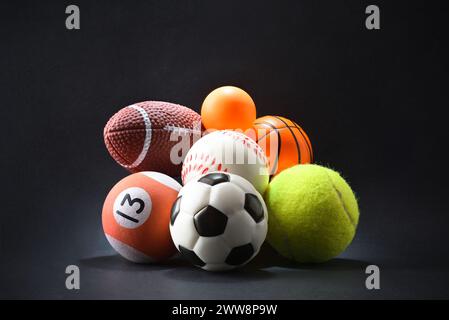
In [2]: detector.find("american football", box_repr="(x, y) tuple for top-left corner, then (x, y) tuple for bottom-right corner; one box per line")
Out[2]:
(104, 101), (202, 176)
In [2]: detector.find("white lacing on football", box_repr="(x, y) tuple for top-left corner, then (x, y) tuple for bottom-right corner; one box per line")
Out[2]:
(129, 104), (152, 168)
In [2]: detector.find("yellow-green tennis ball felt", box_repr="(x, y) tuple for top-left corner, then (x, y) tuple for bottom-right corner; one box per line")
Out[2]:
(264, 164), (359, 263)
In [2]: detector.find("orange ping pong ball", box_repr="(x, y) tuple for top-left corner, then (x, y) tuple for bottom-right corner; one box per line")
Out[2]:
(201, 86), (256, 131)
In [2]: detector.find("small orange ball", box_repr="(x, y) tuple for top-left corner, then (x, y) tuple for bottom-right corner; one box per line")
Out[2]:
(252, 116), (313, 176)
(201, 86), (256, 131)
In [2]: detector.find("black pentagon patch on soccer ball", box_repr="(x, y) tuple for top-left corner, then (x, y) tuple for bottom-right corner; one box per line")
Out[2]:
(244, 194), (265, 223)
(225, 243), (255, 266)
(178, 245), (205, 267)
(170, 196), (182, 226)
(194, 205), (228, 237)
(198, 172), (230, 186)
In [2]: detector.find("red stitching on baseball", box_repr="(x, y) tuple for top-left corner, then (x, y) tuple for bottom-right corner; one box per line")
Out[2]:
(183, 132), (268, 183)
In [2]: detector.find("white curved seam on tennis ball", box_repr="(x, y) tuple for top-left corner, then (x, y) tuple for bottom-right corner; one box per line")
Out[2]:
(129, 105), (152, 168)
(325, 172), (356, 229)
(140, 172), (181, 191)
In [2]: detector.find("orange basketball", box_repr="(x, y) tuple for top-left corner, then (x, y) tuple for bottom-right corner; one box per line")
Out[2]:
(102, 171), (181, 263)
(252, 116), (313, 176)
(201, 86), (256, 131)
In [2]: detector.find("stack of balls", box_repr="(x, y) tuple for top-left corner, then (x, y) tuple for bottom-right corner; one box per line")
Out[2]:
(102, 86), (360, 271)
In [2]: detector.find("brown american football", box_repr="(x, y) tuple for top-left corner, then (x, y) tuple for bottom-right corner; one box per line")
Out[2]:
(104, 101), (202, 177)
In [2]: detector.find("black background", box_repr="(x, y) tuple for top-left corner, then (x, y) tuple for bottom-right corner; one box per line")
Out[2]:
(1, 0), (448, 299)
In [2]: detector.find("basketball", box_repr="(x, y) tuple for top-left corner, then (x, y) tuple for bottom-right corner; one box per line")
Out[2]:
(252, 116), (313, 176)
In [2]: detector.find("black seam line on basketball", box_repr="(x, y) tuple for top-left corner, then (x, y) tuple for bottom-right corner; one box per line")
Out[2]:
(255, 122), (300, 127)
(292, 121), (313, 162)
(325, 172), (356, 229)
(115, 210), (139, 223)
(258, 126), (303, 141)
(273, 116), (301, 164)
(255, 122), (299, 127)
(254, 122), (274, 141)
(255, 121), (280, 176)
(255, 124), (299, 141)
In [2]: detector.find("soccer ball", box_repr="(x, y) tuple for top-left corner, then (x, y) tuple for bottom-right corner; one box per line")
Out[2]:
(170, 172), (268, 271)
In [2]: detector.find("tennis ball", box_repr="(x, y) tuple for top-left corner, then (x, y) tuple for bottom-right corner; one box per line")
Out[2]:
(264, 164), (359, 263)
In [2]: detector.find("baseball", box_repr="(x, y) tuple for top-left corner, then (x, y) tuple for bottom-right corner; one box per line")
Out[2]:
(181, 130), (269, 194)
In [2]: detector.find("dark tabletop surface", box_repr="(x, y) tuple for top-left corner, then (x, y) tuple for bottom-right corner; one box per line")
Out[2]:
(2, 177), (448, 299)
